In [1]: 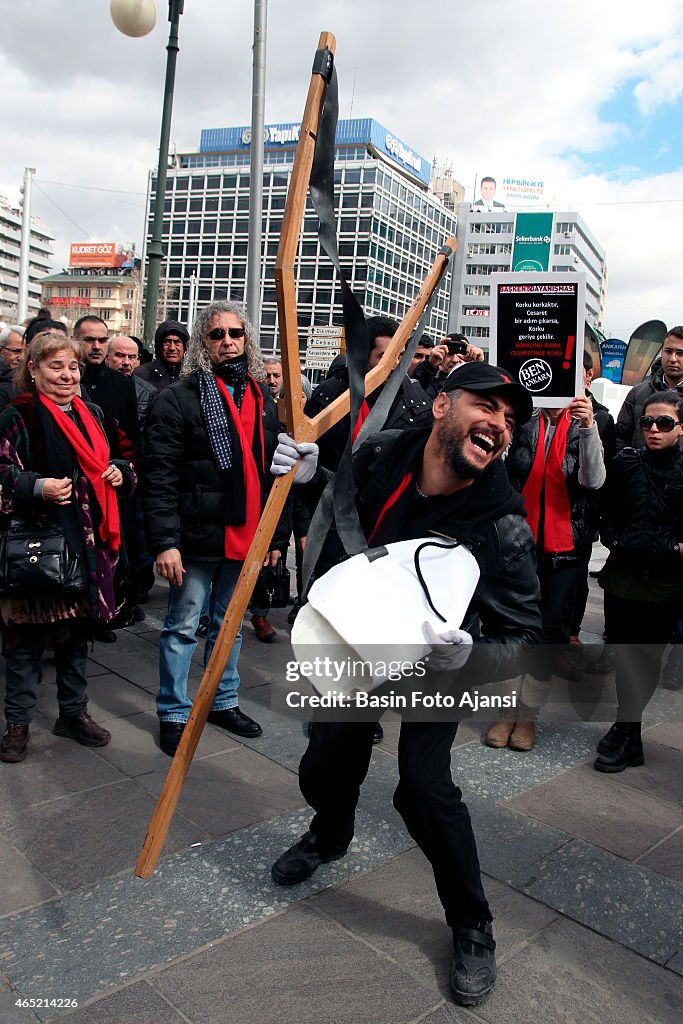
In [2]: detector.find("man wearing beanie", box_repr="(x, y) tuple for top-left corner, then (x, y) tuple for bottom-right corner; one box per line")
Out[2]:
(135, 319), (189, 392)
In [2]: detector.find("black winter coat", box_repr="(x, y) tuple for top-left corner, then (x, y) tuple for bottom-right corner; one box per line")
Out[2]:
(134, 358), (182, 393)
(600, 445), (683, 597)
(81, 362), (140, 461)
(143, 372), (282, 560)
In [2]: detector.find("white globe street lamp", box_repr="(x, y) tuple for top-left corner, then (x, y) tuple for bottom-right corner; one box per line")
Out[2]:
(110, 0), (157, 37)
(112, 0), (183, 344)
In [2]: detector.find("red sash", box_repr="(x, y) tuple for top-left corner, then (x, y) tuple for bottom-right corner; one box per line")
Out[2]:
(368, 472), (413, 545)
(38, 393), (121, 550)
(215, 378), (264, 560)
(352, 400), (371, 442)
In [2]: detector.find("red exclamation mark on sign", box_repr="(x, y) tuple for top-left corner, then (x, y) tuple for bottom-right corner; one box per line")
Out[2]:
(563, 335), (575, 369)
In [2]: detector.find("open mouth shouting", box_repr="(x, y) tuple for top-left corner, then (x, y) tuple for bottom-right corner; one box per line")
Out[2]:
(468, 430), (500, 459)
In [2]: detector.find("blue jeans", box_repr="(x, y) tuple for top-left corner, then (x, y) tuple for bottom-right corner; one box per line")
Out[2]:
(157, 559), (243, 723)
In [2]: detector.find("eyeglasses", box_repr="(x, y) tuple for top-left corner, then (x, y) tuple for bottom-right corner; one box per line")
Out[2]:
(639, 415), (683, 432)
(208, 327), (245, 341)
(1, 346), (24, 355)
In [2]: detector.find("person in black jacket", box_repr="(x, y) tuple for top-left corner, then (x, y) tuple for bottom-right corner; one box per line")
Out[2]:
(144, 300), (283, 756)
(269, 363), (542, 1008)
(74, 315), (141, 640)
(305, 315), (433, 472)
(134, 319), (189, 392)
(615, 326), (683, 450)
(595, 389), (683, 772)
(73, 316), (140, 458)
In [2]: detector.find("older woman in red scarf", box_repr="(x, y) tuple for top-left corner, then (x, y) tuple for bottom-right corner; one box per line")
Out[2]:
(0, 330), (136, 763)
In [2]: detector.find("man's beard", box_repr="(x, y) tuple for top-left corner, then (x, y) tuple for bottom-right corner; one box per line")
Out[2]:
(440, 431), (486, 479)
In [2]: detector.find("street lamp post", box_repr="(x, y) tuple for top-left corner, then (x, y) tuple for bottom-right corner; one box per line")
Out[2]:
(246, 0), (267, 332)
(111, 0), (184, 346)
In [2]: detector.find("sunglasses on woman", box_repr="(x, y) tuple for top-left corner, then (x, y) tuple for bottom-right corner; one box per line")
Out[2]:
(208, 327), (245, 341)
(639, 414), (683, 432)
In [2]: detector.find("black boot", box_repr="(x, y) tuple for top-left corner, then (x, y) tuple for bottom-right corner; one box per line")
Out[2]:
(596, 721), (631, 756)
(594, 722), (643, 773)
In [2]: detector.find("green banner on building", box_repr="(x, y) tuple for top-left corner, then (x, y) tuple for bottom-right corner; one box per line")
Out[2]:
(512, 212), (554, 272)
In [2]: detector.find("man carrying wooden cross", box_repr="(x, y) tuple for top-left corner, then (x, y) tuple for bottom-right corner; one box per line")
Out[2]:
(269, 363), (542, 1007)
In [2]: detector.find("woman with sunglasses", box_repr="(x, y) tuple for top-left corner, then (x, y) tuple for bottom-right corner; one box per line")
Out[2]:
(596, 389), (683, 772)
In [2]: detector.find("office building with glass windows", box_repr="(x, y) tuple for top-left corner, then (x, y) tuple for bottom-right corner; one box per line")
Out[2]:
(145, 119), (457, 354)
(447, 203), (607, 352)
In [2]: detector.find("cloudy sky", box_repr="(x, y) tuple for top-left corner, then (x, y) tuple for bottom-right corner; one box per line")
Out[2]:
(2, 0), (682, 338)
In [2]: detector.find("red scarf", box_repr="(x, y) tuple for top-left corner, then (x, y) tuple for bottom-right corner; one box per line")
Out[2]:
(215, 377), (264, 560)
(38, 393), (121, 550)
(352, 399), (371, 442)
(521, 410), (574, 553)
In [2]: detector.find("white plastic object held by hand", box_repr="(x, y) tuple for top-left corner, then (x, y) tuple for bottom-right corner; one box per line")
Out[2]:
(422, 621), (473, 672)
(270, 433), (319, 484)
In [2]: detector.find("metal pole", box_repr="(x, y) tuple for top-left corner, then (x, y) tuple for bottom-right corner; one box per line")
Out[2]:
(187, 272), (198, 332)
(143, 0), (184, 346)
(17, 167), (35, 322)
(246, 0), (267, 330)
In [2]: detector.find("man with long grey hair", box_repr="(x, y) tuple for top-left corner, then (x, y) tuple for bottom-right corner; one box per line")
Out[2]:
(144, 300), (283, 755)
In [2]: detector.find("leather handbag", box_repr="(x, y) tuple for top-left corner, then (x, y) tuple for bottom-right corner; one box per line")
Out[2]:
(259, 560), (291, 608)
(0, 516), (87, 597)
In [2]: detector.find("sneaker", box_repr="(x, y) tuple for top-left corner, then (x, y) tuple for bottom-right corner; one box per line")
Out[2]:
(251, 614), (276, 643)
(196, 613), (210, 639)
(54, 712), (111, 747)
(372, 722), (384, 744)
(0, 723), (30, 763)
(271, 831), (347, 885)
(450, 921), (497, 1006)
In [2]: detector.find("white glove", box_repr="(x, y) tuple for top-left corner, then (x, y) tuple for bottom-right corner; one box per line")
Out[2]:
(270, 433), (319, 485)
(422, 621), (473, 672)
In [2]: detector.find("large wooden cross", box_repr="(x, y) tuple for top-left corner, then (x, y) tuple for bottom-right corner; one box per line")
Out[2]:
(135, 30), (456, 878)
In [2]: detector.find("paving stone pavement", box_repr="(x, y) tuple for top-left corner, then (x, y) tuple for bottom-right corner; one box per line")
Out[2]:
(0, 578), (681, 1023)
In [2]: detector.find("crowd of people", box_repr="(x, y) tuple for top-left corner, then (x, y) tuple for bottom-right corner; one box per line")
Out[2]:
(0, 304), (680, 1008)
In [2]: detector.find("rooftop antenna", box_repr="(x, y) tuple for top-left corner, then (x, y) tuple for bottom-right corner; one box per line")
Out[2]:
(349, 66), (357, 119)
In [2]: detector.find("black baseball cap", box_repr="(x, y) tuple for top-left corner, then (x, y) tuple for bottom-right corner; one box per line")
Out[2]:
(442, 362), (533, 424)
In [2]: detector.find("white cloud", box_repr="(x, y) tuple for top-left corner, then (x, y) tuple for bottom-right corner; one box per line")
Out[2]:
(2, 0), (683, 336)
